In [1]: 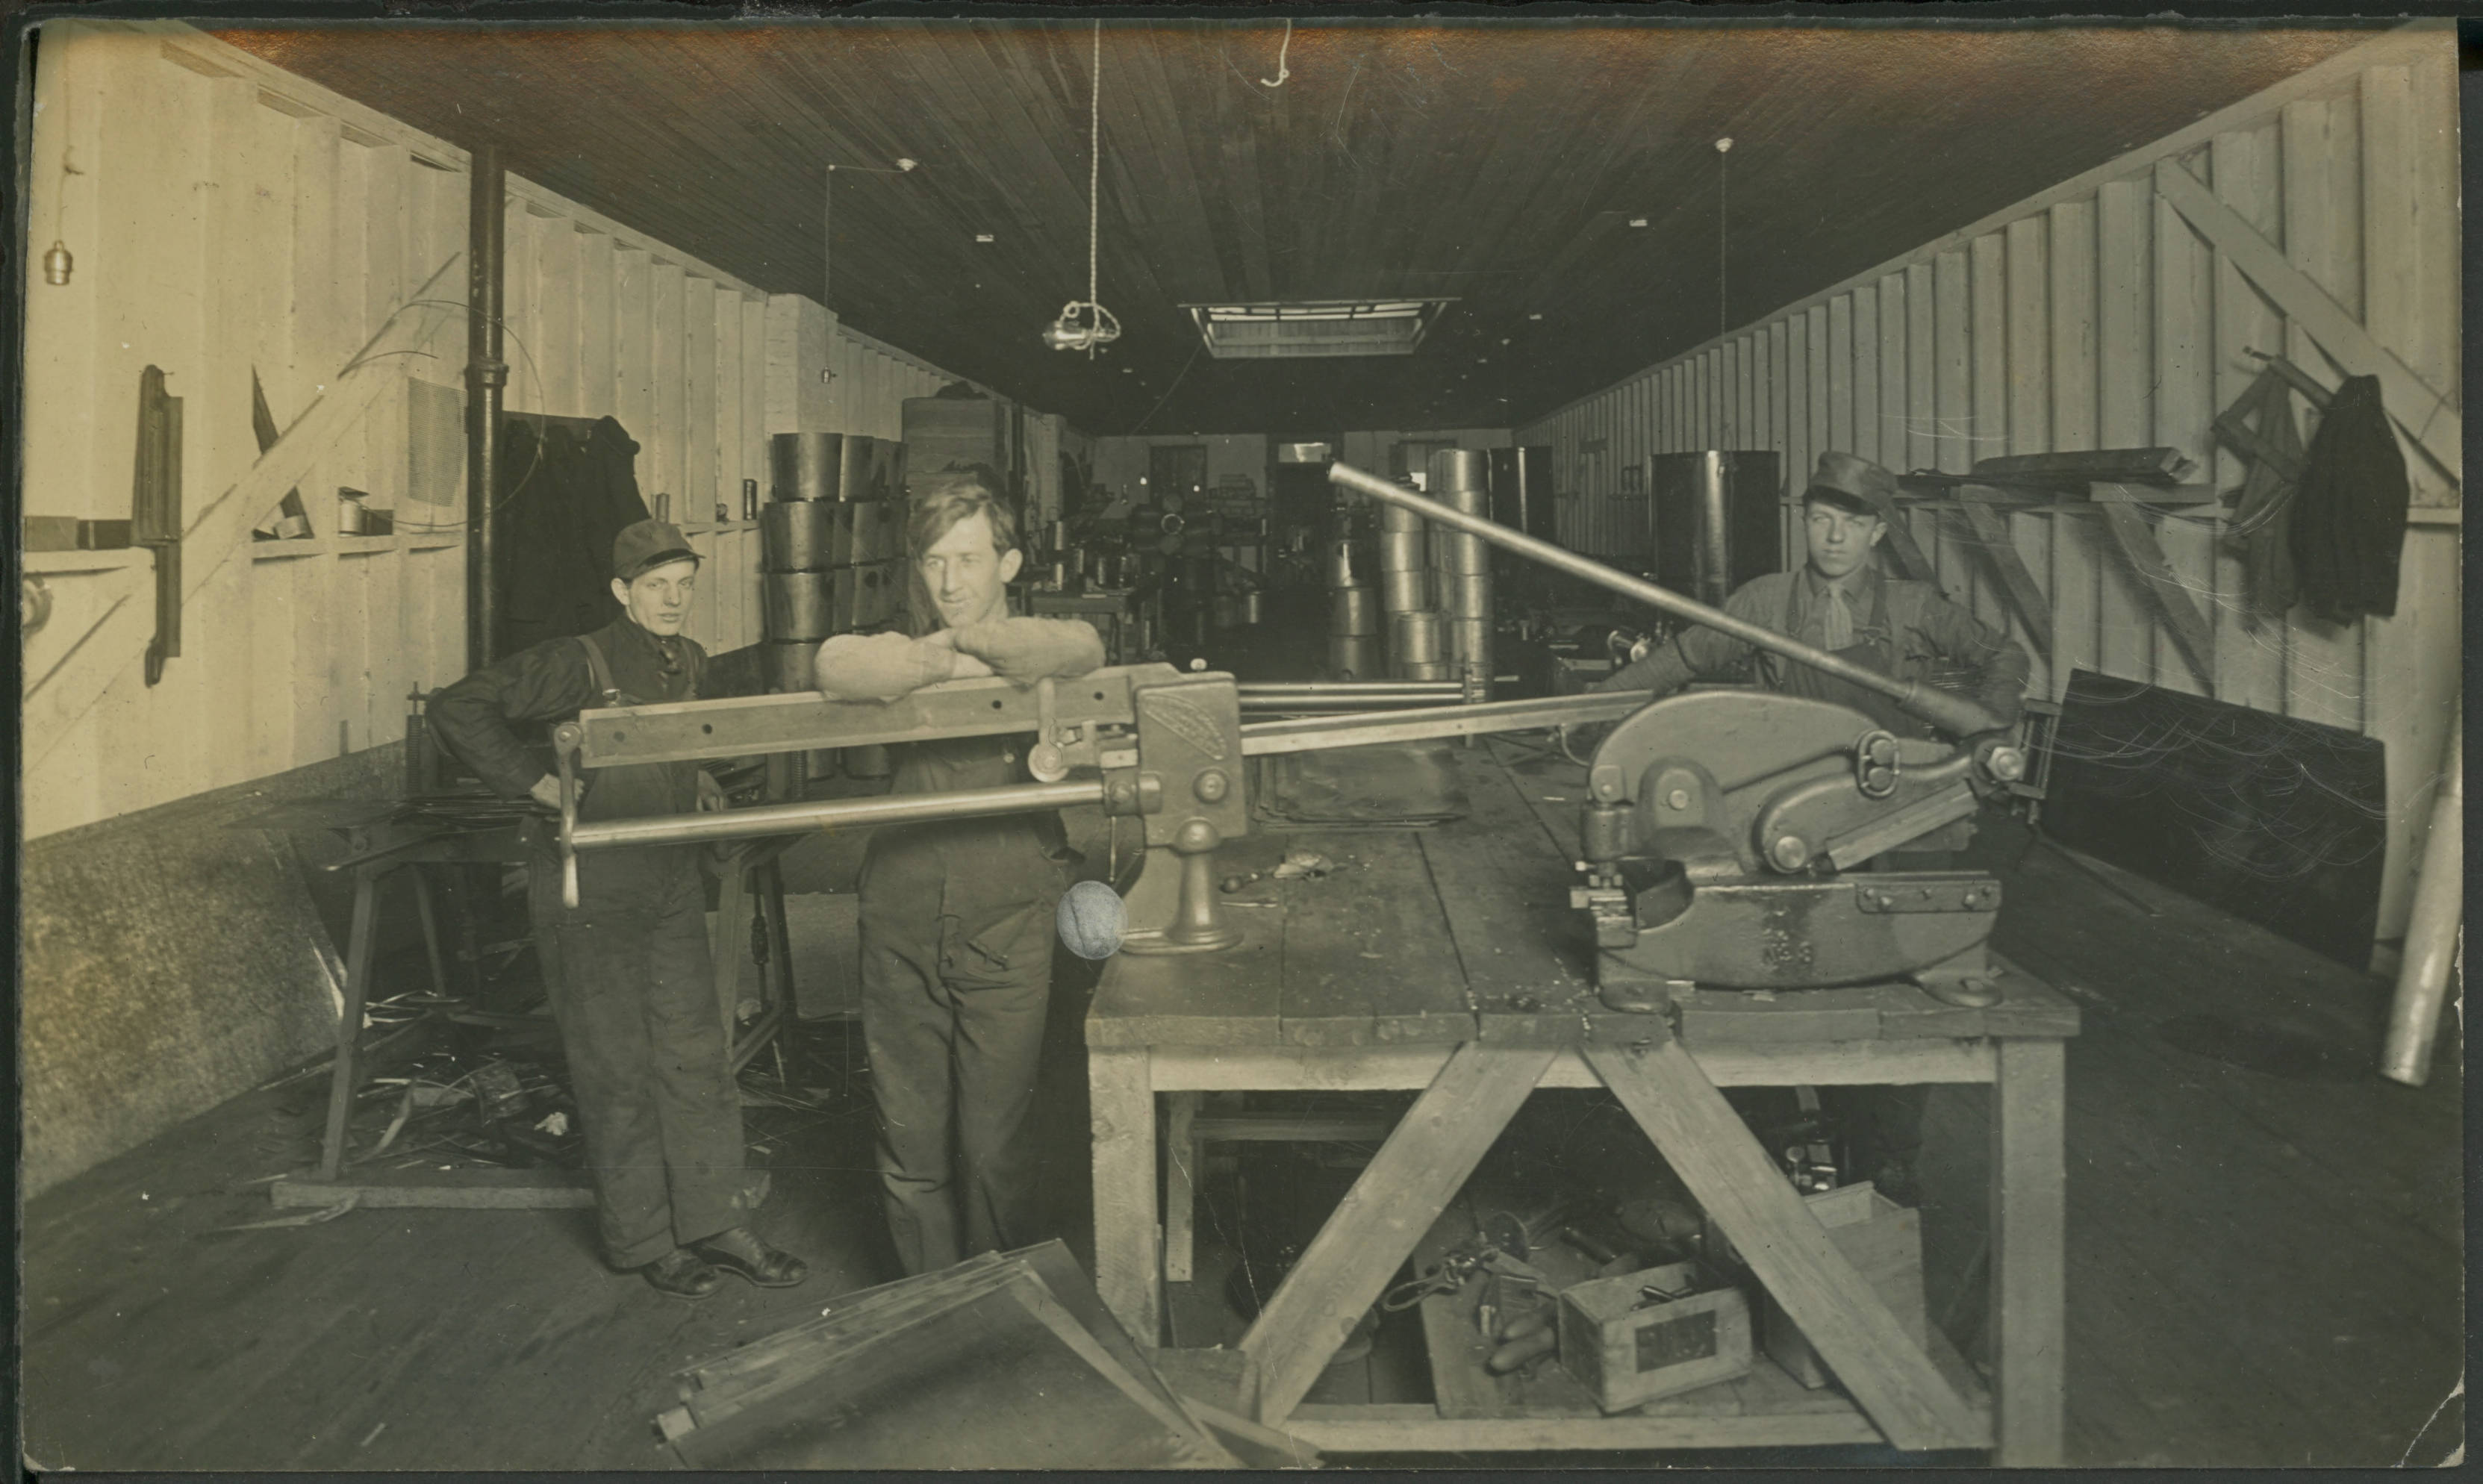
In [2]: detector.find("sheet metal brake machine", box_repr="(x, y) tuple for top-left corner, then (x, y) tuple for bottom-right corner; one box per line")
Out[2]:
(552, 461), (2027, 1011)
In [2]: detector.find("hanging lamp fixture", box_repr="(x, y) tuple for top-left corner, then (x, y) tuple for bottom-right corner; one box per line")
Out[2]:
(1042, 22), (1120, 355)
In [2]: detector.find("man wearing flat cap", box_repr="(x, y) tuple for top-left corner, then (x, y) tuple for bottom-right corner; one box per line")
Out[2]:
(430, 519), (809, 1299)
(1603, 452), (2031, 1200)
(1606, 451), (2029, 739)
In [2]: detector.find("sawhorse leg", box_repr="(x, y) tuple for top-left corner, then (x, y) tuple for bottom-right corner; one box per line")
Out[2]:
(317, 863), (386, 1182)
(1240, 1044), (1556, 1424)
(1584, 1039), (1984, 1453)
(1990, 1040), (2066, 1465)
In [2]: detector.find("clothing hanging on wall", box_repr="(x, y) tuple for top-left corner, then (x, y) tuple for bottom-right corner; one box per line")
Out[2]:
(493, 415), (652, 657)
(2287, 375), (2409, 624)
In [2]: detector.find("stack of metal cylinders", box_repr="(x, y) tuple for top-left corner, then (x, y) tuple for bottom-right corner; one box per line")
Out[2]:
(1375, 494), (1446, 679)
(768, 431), (906, 780)
(1325, 538), (1380, 679)
(1428, 449), (1495, 703)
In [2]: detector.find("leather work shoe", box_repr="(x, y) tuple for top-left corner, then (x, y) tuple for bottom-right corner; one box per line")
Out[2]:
(640, 1247), (724, 1300)
(691, 1226), (809, 1288)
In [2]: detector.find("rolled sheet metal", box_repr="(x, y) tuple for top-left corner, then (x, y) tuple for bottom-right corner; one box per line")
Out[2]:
(1428, 447), (1489, 496)
(760, 500), (837, 571)
(1330, 586), (1380, 636)
(1390, 608), (1444, 665)
(764, 571), (835, 640)
(1377, 531), (1429, 572)
(1380, 567), (1431, 613)
(1445, 570), (1495, 620)
(765, 639), (819, 692)
(1451, 616), (1495, 675)
(1323, 540), (1361, 588)
(1327, 635), (1382, 680)
(770, 431), (845, 502)
(1401, 660), (1454, 682)
(1379, 501), (1427, 534)
(844, 501), (900, 564)
(841, 743), (891, 778)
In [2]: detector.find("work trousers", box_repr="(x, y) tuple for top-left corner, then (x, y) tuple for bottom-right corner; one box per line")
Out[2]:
(859, 894), (1058, 1276)
(529, 844), (748, 1269)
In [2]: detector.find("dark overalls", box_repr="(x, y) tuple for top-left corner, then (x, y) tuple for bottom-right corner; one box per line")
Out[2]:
(430, 619), (749, 1269)
(858, 732), (1073, 1275)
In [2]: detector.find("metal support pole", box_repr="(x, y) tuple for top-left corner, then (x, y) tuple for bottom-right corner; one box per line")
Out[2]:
(465, 142), (508, 671)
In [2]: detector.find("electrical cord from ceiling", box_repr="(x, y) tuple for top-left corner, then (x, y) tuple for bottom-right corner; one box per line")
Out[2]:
(1260, 19), (1292, 87)
(1044, 21), (1121, 355)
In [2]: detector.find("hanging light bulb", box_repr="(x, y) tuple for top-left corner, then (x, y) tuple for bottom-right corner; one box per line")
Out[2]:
(1044, 22), (1119, 357)
(43, 240), (72, 287)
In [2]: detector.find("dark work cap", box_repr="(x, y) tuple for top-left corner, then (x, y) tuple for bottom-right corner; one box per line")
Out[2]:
(613, 519), (700, 581)
(1801, 451), (1898, 519)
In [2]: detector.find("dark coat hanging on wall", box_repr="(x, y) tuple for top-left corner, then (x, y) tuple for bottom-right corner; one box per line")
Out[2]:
(492, 415), (652, 657)
(2287, 375), (2409, 624)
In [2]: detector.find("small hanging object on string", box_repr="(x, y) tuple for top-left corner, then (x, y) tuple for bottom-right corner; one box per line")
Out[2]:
(1043, 21), (1121, 357)
(43, 240), (72, 287)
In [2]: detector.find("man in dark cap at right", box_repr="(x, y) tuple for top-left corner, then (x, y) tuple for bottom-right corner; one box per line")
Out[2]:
(1601, 451), (2031, 1202)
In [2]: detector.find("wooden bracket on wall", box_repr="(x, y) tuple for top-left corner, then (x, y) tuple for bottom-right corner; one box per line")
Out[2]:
(2096, 500), (2217, 694)
(1948, 502), (2054, 663)
(2154, 160), (2461, 486)
(22, 251), (470, 770)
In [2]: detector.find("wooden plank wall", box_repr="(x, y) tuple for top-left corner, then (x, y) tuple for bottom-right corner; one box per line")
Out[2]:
(17, 21), (982, 841)
(1517, 25), (2460, 948)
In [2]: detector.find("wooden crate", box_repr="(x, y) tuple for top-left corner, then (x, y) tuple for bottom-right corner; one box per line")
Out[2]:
(1556, 1261), (1753, 1412)
(1757, 1185), (1928, 1390)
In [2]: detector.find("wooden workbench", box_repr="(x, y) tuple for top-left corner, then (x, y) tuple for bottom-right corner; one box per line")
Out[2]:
(1086, 743), (2078, 1462)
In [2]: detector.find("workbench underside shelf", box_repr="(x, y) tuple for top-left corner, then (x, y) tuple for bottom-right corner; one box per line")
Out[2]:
(1290, 1345), (1992, 1455)
(1395, 1200), (1993, 1456)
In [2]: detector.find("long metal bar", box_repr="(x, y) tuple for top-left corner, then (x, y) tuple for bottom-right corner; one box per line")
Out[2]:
(1239, 691), (1647, 756)
(568, 779), (1102, 852)
(465, 142), (508, 670)
(1327, 461), (2004, 737)
(1238, 682), (1461, 695)
(1240, 694), (1471, 712)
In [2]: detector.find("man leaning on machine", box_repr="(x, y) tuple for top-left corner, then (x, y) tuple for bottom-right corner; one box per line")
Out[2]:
(810, 466), (1107, 1277)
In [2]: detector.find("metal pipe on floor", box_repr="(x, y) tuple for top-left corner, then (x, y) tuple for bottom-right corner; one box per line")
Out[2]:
(2381, 710), (2463, 1086)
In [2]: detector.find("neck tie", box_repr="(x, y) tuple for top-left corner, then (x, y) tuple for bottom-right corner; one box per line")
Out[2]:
(1821, 583), (1855, 650)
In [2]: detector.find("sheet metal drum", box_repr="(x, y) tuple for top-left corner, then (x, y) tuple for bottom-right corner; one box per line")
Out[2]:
(770, 431), (846, 502)
(764, 572), (835, 641)
(1330, 586), (1379, 637)
(1390, 608), (1445, 680)
(1327, 635), (1382, 679)
(1430, 449), (1495, 702)
(760, 500), (839, 571)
